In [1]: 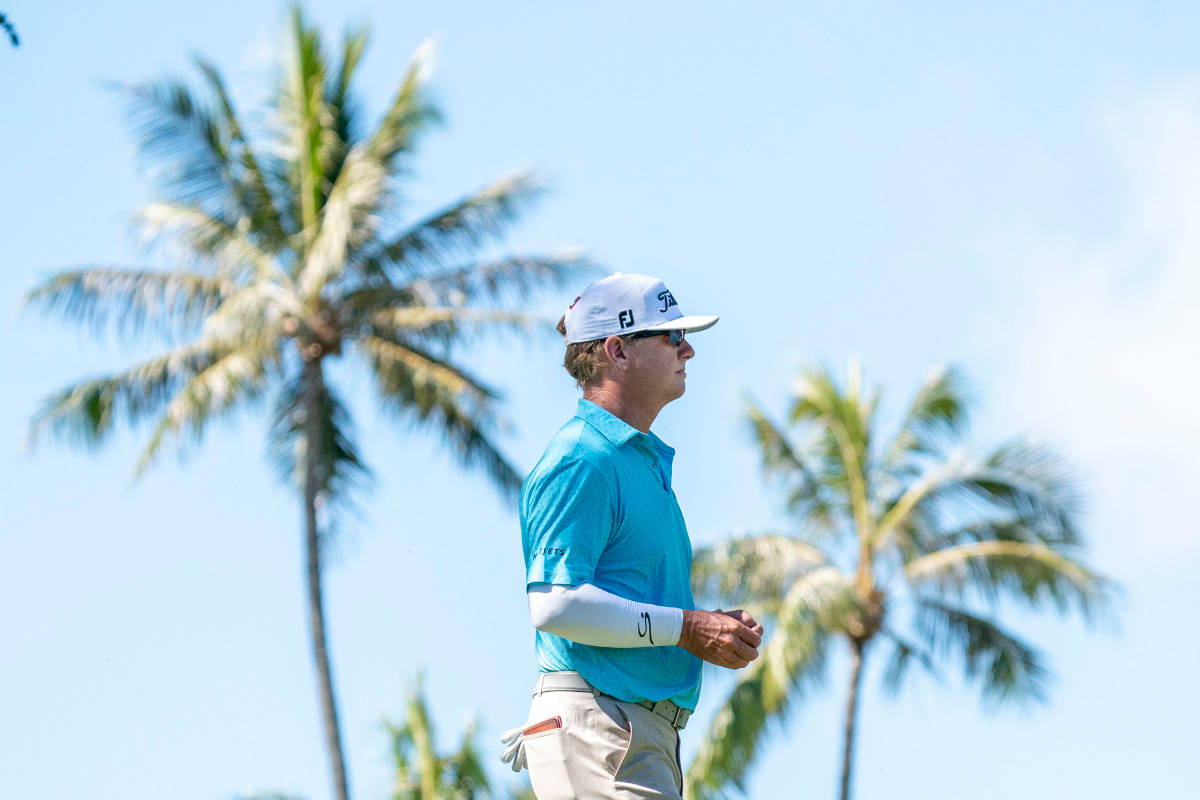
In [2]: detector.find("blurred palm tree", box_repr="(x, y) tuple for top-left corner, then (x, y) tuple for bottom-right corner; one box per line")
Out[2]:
(388, 675), (535, 800)
(685, 363), (1114, 800)
(22, 7), (590, 800)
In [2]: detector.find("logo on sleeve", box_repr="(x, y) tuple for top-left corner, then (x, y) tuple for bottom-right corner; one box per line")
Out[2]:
(637, 611), (655, 644)
(618, 309), (635, 329)
(535, 546), (566, 557)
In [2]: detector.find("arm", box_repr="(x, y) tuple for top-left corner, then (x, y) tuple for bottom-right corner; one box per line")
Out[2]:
(527, 584), (765, 668)
(527, 582), (684, 647)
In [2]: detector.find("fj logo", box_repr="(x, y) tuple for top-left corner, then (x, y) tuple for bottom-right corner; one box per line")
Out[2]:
(618, 309), (635, 329)
(657, 290), (677, 312)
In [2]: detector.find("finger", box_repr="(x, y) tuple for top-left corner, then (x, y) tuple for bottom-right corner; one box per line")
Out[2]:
(734, 609), (762, 630)
(736, 624), (762, 648)
(731, 637), (759, 661)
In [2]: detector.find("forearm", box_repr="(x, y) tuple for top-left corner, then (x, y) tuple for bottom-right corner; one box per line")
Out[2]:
(527, 582), (684, 647)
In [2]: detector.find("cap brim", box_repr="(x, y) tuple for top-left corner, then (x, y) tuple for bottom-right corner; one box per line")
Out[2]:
(641, 314), (719, 334)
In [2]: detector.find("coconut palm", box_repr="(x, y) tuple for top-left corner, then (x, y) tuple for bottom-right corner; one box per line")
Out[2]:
(387, 675), (535, 800)
(22, 8), (590, 800)
(685, 362), (1114, 800)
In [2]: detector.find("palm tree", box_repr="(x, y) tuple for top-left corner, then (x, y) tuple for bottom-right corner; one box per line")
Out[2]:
(22, 7), (590, 800)
(685, 362), (1114, 800)
(387, 674), (491, 800)
(387, 674), (535, 800)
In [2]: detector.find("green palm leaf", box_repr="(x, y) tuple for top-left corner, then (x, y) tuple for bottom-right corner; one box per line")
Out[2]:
(361, 335), (521, 498)
(914, 598), (1051, 705)
(685, 567), (850, 800)
(352, 172), (544, 279)
(691, 534), (826, 618)
(23, 267), (229, 338)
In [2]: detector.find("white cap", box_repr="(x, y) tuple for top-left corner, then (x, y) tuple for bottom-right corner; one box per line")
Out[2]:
(563, 273), (719, 344)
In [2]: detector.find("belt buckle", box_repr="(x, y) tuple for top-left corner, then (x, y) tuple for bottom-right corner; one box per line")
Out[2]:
(670, 704), (683, 727)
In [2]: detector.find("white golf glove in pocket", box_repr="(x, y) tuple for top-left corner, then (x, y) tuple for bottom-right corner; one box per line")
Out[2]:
(499, 725), (527, 772)
(500, 715), (563, 772)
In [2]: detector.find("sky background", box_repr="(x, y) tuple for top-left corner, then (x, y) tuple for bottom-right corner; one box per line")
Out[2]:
(2, 2), (1198, 799)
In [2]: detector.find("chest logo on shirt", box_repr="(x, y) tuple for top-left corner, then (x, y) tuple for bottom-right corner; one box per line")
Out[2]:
(657, 290), (677, 312)
(638, 611), (655, 644)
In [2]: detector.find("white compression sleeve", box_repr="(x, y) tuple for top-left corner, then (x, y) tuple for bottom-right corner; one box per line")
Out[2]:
(527, 583), (684, 648)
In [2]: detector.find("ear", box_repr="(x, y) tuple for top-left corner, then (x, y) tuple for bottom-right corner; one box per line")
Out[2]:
(601, 335), (631, 371)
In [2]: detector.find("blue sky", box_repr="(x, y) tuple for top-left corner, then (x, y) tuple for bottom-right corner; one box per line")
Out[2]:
(2, 2), (1198, 799)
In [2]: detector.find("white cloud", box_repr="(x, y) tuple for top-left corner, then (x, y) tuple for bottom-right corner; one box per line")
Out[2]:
(995, 84), (1200, 569)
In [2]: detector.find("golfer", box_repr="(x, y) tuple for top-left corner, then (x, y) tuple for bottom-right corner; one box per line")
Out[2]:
(501, 273), (764, 799)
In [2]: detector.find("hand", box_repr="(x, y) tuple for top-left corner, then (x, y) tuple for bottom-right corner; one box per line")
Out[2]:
(678, 608), (764, 669)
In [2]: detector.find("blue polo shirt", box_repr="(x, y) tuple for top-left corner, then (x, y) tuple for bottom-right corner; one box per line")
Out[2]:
(520, 398), (702, 710)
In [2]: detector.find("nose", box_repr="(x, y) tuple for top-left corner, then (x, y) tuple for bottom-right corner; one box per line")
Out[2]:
(679, 339), (695, 361)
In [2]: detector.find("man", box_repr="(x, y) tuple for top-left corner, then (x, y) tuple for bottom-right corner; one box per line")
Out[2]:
(501, 273), (765, 799)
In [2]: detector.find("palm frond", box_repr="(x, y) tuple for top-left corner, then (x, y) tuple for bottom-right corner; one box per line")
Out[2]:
(905, 540), (1111, 621)
(880, 439), (1082, 551)
(276, 4), (335, 238)
(878, 627), (939, 695)
(192, 55), (288, 247)
(27, 338), (233, 449)
(197, 278), (302, 345)
(789, 364), (876, 542)
(137, 203), (277, 279)
(352, 171), (544, 279)
(443, 721), (492, 800)
(22, 267), (229, 339)
(398, 252), (595, 308)
(298, 143), (387, 299)
(685, 566), (849, 800)
(134, 337), (281, 475)
(913, 598), (1051, 706)
(365, 37), (441, 169)
(266, 368), (370, 524)
(367, 306), (557, 348)
(743, 395), (846, 532)
(882, 365), (968, 476)
(388, 672), (441, 800)
(326, 25), (369, 151)
(691, 533), (827, 618)
(119, 76), (235, 216)
(359, 335), (521, 501)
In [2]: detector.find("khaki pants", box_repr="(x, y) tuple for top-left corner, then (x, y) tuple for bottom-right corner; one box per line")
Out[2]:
(523, 680), (684, 799)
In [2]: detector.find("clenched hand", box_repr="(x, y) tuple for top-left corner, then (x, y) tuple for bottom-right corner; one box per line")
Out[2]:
(678, 608), (765, 669)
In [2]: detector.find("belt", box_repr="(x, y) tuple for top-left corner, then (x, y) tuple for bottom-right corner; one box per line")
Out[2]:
(533, 671), (691, 730)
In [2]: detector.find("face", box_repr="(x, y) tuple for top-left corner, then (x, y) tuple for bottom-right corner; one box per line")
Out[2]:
(623, 330), (695, 404)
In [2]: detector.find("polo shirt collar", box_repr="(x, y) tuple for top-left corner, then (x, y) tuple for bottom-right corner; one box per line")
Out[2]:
(576, 398), (640, 446)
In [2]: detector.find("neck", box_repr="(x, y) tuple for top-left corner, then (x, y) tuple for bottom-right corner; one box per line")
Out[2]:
(583, 383), (663, 434)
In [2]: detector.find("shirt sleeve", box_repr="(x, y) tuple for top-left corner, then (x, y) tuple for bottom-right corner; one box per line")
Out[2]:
(522, 459), (615, 588)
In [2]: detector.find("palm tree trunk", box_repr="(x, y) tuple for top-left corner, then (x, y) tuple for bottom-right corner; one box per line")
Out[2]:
(303, 356), (351, 800)
(839, 640), (865, 800)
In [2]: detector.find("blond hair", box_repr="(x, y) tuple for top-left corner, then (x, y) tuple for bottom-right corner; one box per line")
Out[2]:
(557, 315), (611, 389)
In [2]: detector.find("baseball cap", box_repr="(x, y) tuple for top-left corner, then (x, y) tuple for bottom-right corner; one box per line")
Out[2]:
(563, 273), (719, 344)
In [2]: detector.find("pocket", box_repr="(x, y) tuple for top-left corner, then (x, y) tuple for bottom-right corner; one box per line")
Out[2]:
(522, 715), (564, 740)
(593, 694), (634, 777)
(524, 708), (571, 800)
